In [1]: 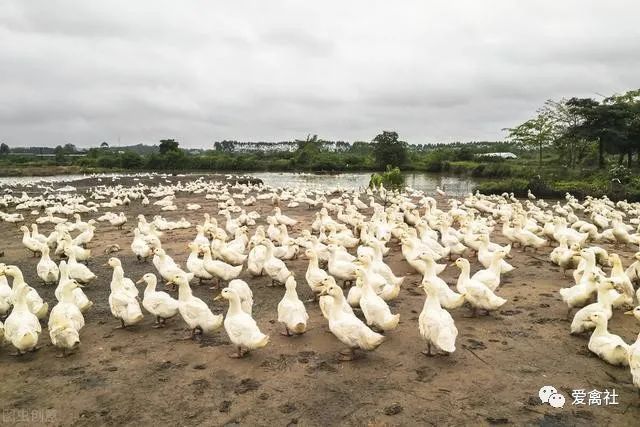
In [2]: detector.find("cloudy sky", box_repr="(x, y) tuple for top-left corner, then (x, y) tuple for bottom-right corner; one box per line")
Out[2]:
(1, 1), (639, 148)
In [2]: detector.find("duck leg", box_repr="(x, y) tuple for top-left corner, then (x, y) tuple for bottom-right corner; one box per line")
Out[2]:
(422, 342), (433, 357)
(338, 348), (356, 361)
(280, 325), (291, 336)
(228, 346), (245, 358)
(152, 316), (164, 328)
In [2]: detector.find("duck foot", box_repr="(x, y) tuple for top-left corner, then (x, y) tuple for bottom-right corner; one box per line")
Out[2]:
(228, 347), (246, 358)
(337, 349), (357, 361)
(280, 326), (291, 336)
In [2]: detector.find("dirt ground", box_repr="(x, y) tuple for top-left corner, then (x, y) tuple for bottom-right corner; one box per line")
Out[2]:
(0, 174), (639, 426)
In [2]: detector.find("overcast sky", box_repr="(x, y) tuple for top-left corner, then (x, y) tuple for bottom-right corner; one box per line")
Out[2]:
(1, 1), (639, 148)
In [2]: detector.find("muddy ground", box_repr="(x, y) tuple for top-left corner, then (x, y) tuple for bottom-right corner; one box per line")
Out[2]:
(0, 174), (639, 426)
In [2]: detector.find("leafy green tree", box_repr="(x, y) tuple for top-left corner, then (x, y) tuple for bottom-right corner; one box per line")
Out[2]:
(566, 93), (640, 168)
(54, 145), (66, 164)
(120, 151), (143, 168)
(0, 142), (9, 155)
(159, 139), (179, 154)
(506, 112), (555, 168)
(372, 131), (407, 169)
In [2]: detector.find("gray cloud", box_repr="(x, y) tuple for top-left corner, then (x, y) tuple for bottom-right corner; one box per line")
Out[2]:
(1, 0), (639, 148)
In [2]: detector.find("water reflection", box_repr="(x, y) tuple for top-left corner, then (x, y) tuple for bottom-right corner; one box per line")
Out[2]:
(0, 171), (477, 197)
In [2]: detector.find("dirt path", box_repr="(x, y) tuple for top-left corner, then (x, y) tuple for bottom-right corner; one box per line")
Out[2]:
(0, 175), (638, 426)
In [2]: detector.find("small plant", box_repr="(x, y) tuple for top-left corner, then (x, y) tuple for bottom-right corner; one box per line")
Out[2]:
(369, 166), (405, 190)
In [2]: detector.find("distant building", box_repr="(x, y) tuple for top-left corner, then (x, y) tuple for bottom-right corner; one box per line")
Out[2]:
(100, 142), (109, 149)
(479, 152), (517, 159)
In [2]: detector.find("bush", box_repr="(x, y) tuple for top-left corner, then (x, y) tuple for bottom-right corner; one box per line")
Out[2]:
(369, 166), (405, 190)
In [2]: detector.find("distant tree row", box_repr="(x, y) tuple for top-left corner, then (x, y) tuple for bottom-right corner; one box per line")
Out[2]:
(506, 89), (640, 169)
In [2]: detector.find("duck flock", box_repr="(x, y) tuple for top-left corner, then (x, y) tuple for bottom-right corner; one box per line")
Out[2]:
(1, 175), (640, 395)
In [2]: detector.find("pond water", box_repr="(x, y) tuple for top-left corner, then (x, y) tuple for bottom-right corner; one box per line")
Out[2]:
(0, 172), (477, 197)
(251, 172), (477, 196)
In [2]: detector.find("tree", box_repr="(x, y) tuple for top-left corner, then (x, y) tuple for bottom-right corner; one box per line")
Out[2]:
(159, 139), (179, 155)
(506, 112), (555, 168)
(566, 93), (640, 168)
(0, 142), (9, 155)
(214, 140), (235, 152)
(542, 99), (591, 168)
(54, 145), (66, 164)
(120, 151), (143, 168)
(63, 143), (77, 154)
(372, 131), (407, 169)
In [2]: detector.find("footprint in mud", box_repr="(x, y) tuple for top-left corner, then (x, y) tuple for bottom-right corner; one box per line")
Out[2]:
(499, 309), (522, 316)
(415, 366), (437, 383)
(297, 350), (316, 363)
(154, 360), (187, 371)
(72, 375), (106, 390)
(279, 402), (297, 414)
(219, 400), (232, 413)
(463, 339), (487, 350)
(234, 378), (261, 394)
(305, 359), (338, 374)
(191, 378), (210, 393)
(260, 354), (297, 371)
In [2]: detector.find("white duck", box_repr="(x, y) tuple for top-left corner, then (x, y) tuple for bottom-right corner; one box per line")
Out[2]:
(220, 286), (270, 358)
(471, 249), (507, 291)
(419, 280), (458, 356)
(247, 241), (268, 276)
(227, 279), (254, 315)
(357, 269), (400, 332)
(55, 261), (93, 313)
(48, 279), (84, 356)
(19, 225), (42, 256)
(261, 240), (292, 285)
(454, 258), (507, 316)
(186, 243), (214, 283)
(37, 244), (59, 285)
(277, 275), (309, 336)
(107, 257), (139, 298)
(4, 283), (41, 354)
(570, 278), (618, 334)
(587, 312), (629, 366)
(152, 247), (186, 285)
(327, 244), (358, 286)
(131, 228), (153, 261)
(137, 273), (180, 327)
(168, 273), (223, 339)
(2, 264), (48, 319)
(108, 265), (144, 328)
(0, 274), (12, 315)
(321, 283), (385, 360)
(202, 247), (242, 287)
(304, 248), (329, 298)
(65, 248), (96, 283)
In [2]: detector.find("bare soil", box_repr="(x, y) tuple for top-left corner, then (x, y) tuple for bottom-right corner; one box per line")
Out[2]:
(0, 175), (639, 426)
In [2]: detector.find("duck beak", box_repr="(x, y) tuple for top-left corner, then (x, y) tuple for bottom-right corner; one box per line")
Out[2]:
(213, 294), (222, 301)
(136, 278), (145, 284)
(102, 263), (108, 267)
(624, 310), (634, 315)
